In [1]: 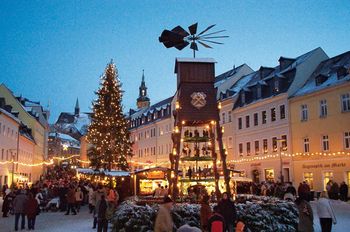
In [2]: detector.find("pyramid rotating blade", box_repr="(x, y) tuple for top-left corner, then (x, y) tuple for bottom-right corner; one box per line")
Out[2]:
(171, 25), (189, 37)
(200, 35), (229, 39)
(190, 42), (198, 51)
(188, 23), (198, 35)
(159, 30), (187, 48)
(175, 41), (190, 50)
(201, 39), (224, 45)
(198, 41), (212, 49)
(197, 24), (216, 36)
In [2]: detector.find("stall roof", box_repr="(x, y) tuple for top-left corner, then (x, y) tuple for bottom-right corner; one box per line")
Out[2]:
(103, 170), (130, 177)
(134, 166), (171, 174)
(232, 176), (253, 182)
(76, 168), (99, 174)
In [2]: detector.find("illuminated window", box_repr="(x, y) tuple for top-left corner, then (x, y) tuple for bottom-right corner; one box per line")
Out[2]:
(304, 172), (314, 190)
(263, 139), (268, 153)
(323, 171), (333, 191)
(281, 135), (287, 151)
(347, 172), (350, 186)
(265, 169), (274, 182)
(272, 137), (277, 152)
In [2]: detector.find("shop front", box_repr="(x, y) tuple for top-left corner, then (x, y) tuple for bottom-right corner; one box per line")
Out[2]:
(235, 158), (293, 184)
(134, 167), (170, 196)
(293, 158), (350, 193)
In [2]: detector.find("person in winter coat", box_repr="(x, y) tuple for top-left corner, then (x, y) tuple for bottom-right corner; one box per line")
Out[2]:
(154, 196), (174, 232)
(330, 182), (339, 200)
(25, 193), (38, 230)
(13, 190), (28, 231)
(339, 182), (348, 202)
(317, 191), (337, 232)
(88, 185), (96, 214)
(93, 185), (106, 229)
(200, 195), (212, 231)
(75, 187), (83, 212)
(295, 197), (314, 232)
(208, 205), (225, 232)
(65, 186), (76, 215)
(97, 195), (108, 232)
(218, 192), (236, 232)
(2, 190), (13, 217)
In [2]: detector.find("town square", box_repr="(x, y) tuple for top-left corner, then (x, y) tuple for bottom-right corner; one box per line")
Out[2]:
(1, 1), (350, 232)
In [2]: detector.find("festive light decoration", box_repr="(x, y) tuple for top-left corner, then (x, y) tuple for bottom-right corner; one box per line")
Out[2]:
(86, 61), (133, 171)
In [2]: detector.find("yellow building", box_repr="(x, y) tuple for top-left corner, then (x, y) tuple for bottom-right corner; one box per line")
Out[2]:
(0, 84), (49, 183)
(290, 51), (350, 192)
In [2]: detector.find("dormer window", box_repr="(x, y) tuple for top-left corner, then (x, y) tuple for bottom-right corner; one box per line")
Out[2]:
(257, 85), (262, 99)
(337, 66), (347, 80)
(315, 74), (328, 86)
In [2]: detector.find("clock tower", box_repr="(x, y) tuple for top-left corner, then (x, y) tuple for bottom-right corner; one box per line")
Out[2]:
(136, 70), (150, 109)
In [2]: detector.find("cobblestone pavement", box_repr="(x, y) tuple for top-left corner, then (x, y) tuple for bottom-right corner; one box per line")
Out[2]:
(0, 199), (96, 232)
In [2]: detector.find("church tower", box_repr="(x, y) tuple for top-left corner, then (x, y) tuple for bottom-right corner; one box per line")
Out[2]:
(136, 70), (150, 109)
(74, 98), (80, 115)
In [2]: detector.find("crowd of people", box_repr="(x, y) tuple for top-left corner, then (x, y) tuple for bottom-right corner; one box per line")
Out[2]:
(1, 165), (120, 232)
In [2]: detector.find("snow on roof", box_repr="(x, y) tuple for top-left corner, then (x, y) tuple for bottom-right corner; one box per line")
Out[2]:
(103, 170), (130, 177)
(293, 51), (350, 97)
(57, 133), (79, 143)
(74, 113), (91, 135)
(129, 96), (173, 120)
(0, 108), (21, 124)
(175, 58), (216, 63)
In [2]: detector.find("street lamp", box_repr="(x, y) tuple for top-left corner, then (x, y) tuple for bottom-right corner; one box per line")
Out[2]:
(276, 138), (286, 184)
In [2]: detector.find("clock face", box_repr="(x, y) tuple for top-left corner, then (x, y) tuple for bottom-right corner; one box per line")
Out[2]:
(190, 92), (207, 109)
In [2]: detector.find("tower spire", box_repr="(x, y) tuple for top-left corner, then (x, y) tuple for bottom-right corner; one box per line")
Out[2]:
(75, 98), (80, 115)
(136, 70), (150, 109)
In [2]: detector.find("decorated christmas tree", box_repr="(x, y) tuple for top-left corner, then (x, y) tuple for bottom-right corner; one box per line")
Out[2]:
(87, 61), (132, 171)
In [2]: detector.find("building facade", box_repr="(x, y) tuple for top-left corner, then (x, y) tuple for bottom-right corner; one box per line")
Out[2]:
(0, 84), (49, 183)
(290, 51), (350, 192)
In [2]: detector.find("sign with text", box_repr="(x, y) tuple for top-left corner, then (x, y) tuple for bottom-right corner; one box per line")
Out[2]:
(302, 163), (346, 169)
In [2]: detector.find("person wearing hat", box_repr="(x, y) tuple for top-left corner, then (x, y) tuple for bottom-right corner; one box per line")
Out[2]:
(154, 196), (174, 232)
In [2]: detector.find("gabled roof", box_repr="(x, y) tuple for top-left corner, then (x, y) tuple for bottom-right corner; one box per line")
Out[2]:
(293, 51), (350, 97)
(129, 96), (173, 120)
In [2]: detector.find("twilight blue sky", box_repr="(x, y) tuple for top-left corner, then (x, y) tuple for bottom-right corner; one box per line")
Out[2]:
(1, 0), (349, 122)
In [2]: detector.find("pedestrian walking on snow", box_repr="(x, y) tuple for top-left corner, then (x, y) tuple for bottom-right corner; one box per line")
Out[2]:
(217, 192), (236, 232)
(75, 187), (83, 212)
(317, 191), (337, 232)
(25, 193), (38, 230)
(65, 186), (77, 215)
(295, 197), (314, 232)
(13, 190), (28, 231)
(97, 195), (108, 232)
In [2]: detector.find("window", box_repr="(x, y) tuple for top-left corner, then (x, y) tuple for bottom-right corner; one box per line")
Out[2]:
(281, 135), (287, 151)
(274, 79), (279, 93)
(265, 169), (275, 182)
(320, 99), (328, 117)
(322, 135), (329, 151)
(280, 105), (286, 119)
(222, 113), (226, 124)
(239, 143), (243, 156)
(257, 85), (262, 99)
(246, 142), (251, 156)
(301, 104), (308, 121)
(245, 115), (250, 128)
(254, 141), (259, 155)
(341, 93), (350, 112)
(304, 172), (314, 190)
(272, 137), (277, 152)
(1, 149), (3, 160)
(228, 111), (232, 122)
(238, 118), (242, 130)
(263, 139), (268, 153)
(304, 138), (310, 153)
(254, 113), (258, 126)
(262, 111), (267, 124)
(344, 132), (350, 149)
(271, 108), (276, 122)
(323, 171), (333, 191)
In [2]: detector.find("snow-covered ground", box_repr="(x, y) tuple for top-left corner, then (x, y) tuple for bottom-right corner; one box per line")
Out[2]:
(0, 199), (95, 232)
(311, 200), (350, 232)
(0, 198), (349, 232)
